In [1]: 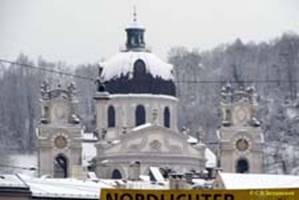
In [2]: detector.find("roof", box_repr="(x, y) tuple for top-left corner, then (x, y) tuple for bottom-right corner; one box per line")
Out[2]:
(219, 172), (299, 189)
(187, 136), (217, 168)
(19, 174), (113, 199)
(0, 174), (28, 188)
(126, 21), (145, 29)
(101, 51), (174, 81)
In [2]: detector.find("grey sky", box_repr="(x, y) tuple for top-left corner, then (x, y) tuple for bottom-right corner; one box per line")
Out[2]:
(1, 0), (299, 65)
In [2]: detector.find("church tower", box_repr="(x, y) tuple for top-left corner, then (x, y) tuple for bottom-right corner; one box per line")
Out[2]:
(218, 84), (264, 173)
(37, 82), (83, 178)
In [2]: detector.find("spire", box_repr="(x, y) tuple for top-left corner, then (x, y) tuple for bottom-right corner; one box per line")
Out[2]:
(133, 5), (137, 22)
(125, 6), (146, 51)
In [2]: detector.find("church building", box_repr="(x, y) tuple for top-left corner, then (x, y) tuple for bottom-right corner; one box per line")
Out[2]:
(93, 14), (207, 179)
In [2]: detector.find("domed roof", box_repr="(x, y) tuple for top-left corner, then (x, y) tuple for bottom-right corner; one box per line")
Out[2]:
(101, 51), (174, 81)
(97, 13), (176, 96)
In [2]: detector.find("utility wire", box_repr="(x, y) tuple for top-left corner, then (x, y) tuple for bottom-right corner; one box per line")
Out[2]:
(0, 59), (95, 81)
(1, 58), (299, 84)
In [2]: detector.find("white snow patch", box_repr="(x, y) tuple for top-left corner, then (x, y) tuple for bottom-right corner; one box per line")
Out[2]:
(82, 142), (97, 167)
(126, 21), (145, 29)
(187, 135), (198, 144)
(132, 123), (152, 132)
(205, 148), (217, 168)
(101, 52), (174, 81)
(0, 174), (28, 188)
(19, 174), (113, 199)
(110, 93), (178, 101)
(219, 172), (299, 189)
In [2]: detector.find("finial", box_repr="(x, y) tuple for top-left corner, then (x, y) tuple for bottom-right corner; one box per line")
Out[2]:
(133, 5), (137, 22)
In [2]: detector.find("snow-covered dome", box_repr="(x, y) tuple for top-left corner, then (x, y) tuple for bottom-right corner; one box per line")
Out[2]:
(101, 51), (174, 81)
(98, 15), (176, 96)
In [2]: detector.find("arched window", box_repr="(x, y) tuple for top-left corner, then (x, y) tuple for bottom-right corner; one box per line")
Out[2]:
(54, 154), (68, 178)
(164, 107), (170, 128)
(135, 105), (146, 126)
(108, 106), (115, 128)
(236, 158), (249, 173)
(133, 59), (146, 77)
(111, 169), (122, 179)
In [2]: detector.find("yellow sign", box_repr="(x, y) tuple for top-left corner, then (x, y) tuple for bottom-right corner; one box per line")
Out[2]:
(101, 188), (299, 200)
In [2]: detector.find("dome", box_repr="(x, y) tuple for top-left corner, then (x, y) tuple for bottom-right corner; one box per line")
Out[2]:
(101, 51), (174, 81)
(97, 15), (176, 96)
(100, 51), (176, 96)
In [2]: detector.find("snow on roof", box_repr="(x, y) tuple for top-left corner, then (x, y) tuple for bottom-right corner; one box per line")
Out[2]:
(132, 123), (152, 132)
(110, 94), (178, 101)
(19, 174), (113, 199)
(126, 181), (169, 189)
(219, 172), (299, 189)
(0, 174), (28, 188)
(82, 142), (97, 167)
(82, 132), (98, 142)
(126, 21), (145, 29)
(187, 135), (198, 144)
(149, 167), (164, 182)
(205, 148), (217, 168)
(101, 51), (174, 81)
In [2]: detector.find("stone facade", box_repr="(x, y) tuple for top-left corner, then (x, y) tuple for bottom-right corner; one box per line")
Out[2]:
(37, 82), (84, 178)
(218, 84), (264, 173)
(94, 94), (178, 141)
(93, 96), (206, 178)
(93, 16), (206, 178)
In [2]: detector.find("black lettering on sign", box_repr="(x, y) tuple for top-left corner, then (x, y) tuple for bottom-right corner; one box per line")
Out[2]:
(136, 193), (144, 200)
(107, 193), (118, 200)
(224, 194), (234, 200)
(147, 194), (158, 200)
(121, 193), (133, 200)
(213, 194), (222, 200)
(176, 194), (186, 200)
(201, 194), (212, 200)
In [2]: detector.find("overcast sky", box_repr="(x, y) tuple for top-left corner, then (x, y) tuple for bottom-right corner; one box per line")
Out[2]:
(1, 0), (299, 65)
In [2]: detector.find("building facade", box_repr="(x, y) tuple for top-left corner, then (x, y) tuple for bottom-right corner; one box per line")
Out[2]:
(218, 84), (264, 173)
(37, 82), (84, 178)
(93, 15), (206, 178)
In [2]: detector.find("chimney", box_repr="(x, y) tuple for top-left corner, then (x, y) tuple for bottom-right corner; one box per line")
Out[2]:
(128, 161), (141, 181)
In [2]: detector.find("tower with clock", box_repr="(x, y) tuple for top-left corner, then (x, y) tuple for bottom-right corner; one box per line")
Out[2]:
(217, 83), (264, 173)
(37, 82), (83, 178)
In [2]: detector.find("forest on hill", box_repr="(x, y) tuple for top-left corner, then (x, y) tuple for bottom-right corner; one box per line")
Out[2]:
(1, 33), (299, 173)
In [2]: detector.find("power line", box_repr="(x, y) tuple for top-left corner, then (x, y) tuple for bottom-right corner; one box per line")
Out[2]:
(0, 59), (95, 81)
(1, 58), (299, 84)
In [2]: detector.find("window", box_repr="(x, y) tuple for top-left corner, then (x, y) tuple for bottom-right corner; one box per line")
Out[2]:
(108, 106), (115, 128)
(112, 169), (122, 179)
(53, 154), (68, 178)
(164, 107), (170, 128)
(135, 105), (146, 126)
(236, 158), (249, 173)
(133, 59), (146, 77)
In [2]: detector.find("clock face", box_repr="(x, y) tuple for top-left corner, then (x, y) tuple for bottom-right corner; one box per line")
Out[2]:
(234, 106), (249, 124)
(54, 135), (68, 149)
(53, 104), (67, 120)
(236, 138), (249, 152)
